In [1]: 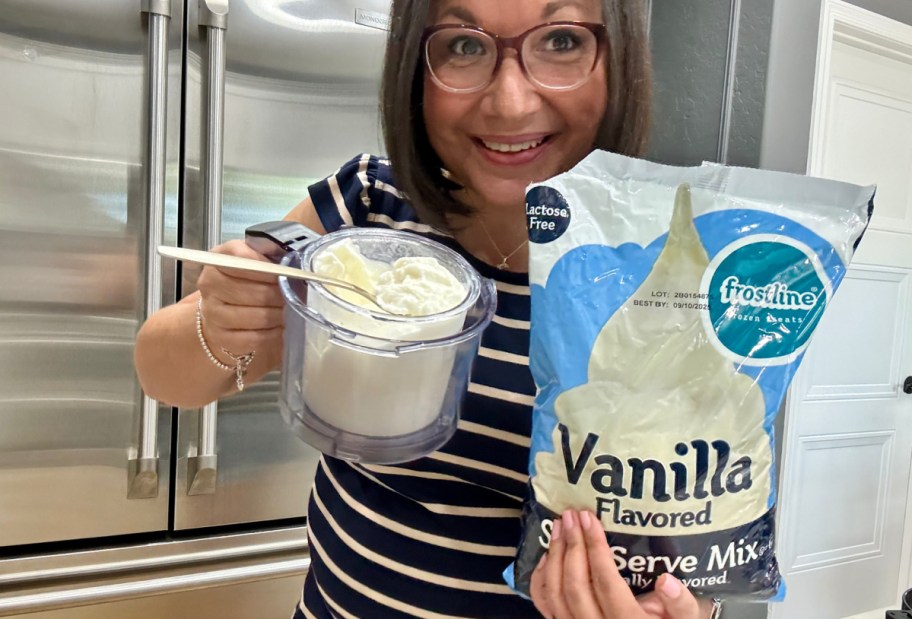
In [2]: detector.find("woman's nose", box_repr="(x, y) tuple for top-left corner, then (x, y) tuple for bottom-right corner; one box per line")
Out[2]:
(482, 54), (542, 121)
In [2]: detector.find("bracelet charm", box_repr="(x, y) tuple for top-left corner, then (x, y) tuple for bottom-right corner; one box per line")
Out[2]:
(195, 297), (256, 391)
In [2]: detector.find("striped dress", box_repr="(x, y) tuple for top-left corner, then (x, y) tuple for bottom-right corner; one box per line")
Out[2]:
(293, 154), (539, 618)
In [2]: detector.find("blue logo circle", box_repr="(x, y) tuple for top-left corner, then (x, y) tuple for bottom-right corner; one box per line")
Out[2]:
(526, 186), (571, 243)
(704, 240), (828, 361)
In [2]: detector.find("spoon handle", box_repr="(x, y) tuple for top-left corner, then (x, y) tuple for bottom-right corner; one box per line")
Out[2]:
(157, 245), (382, 307)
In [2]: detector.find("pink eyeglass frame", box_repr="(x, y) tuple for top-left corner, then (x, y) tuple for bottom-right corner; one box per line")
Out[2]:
(421, 21), (609, 93)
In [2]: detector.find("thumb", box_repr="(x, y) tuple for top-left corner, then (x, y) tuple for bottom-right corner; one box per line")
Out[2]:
(655, 574), (701, 618)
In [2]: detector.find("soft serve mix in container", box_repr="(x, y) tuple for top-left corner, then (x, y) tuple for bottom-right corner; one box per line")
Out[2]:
(273, 226), (496, 465)
(507, 151), (874, 600)
(306, 237), (470, 437)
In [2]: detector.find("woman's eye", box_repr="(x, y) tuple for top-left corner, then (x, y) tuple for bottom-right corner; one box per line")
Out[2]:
(449, 36), (486, 56)
(543, 31), (581, 52)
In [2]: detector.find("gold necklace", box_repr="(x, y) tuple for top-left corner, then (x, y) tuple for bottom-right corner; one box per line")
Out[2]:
(479, 218), (528, 270)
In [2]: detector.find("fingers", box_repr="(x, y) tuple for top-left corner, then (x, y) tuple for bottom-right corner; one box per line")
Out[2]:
(634, 591), (665, 617)
(197, 293), (283, 354)
(543, 510), (624, 619)
(207, 240), (284, 283)
(202, 294), (285, 330)
(197, 241), (282, 312)
(543, 518), (573, 619)
(204, 324), (284, 358)
(195, 242), (284, 328)
(190, 242), (287, 357)
(654, 574), (702, 619)
(538, 511), (702, 619)
(201, 269), (285, 308)
(560, 511), (603, 618)
(530, 552), (552, 619)
(580, 510), (641, 617)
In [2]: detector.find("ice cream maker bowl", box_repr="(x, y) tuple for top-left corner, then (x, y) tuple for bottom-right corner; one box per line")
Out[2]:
(248, 223), (497, 464)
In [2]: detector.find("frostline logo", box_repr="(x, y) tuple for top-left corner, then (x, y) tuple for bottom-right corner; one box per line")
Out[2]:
(719, 276), (818, 311)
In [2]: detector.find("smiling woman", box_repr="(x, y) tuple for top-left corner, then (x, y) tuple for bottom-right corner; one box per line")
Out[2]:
(383, 0), (651, 254)
(132, 1), (716, 618)
(420, 2), (610, 226)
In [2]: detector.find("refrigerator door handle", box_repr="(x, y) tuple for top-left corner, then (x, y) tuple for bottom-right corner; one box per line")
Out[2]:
(129, 0), (172, 500)
(188, 0), (229, 496)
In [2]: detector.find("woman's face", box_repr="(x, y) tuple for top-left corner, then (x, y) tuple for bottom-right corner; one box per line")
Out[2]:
(423, 0), (609, 215)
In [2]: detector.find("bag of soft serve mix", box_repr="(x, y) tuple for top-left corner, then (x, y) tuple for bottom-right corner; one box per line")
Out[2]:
(506, 151), (874, 600)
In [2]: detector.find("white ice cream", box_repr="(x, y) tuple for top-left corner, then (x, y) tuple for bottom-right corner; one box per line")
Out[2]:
(302, 237), (471, 437)
(313, 239), (466, 316)
(533, 185), (772, 535)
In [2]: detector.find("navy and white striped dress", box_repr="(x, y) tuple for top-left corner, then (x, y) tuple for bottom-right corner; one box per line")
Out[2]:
(293, 154), (538, 618)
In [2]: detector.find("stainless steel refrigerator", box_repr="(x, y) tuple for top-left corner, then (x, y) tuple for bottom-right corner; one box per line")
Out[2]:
(0, 0), (775, 617)
(0, 1), (389, 616)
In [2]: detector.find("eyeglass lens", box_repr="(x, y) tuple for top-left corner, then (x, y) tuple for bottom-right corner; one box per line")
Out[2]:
(426, 24), (599, 91)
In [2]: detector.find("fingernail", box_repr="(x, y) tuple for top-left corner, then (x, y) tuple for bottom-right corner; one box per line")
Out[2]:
(562, 510), (575, 532)
(551, 519), (562, 542)
(661, 574), (683, 599)
(579, 510), (591, 530)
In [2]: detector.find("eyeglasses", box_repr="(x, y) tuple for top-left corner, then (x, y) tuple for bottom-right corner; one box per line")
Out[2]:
(422, 21), (607, 93)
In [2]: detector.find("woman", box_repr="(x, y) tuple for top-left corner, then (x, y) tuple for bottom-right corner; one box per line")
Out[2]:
(135, 0), (717, 617)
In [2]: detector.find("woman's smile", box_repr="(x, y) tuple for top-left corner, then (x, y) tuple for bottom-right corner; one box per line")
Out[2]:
(475, 133), (554, 165)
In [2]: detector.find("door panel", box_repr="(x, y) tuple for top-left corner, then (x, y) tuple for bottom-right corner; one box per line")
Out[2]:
(0, 0), (182, 546)
(800, 270), (908, 401)
(778, 266), (912, 618)
(788, 431), (892, 567)
(775, 3), (912, 616)
(825, 68), (912, 238)
(173, 0), (390, 530)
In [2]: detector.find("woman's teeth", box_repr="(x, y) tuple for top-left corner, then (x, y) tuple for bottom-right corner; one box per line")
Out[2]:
(481, 138), (545, 153)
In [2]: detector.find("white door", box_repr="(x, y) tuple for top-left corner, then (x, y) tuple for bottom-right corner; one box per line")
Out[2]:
(773, 2), (912, 618)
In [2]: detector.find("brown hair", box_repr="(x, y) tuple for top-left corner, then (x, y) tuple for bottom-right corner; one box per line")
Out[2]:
(380, 0), (653, 229)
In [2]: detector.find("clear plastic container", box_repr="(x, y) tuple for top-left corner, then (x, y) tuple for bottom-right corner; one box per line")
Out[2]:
(277, 228), (497, 464)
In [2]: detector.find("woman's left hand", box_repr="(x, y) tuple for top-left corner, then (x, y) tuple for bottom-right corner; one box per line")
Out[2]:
(529, 510), (713, 619)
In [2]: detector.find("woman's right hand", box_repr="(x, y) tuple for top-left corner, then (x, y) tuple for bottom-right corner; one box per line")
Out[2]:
(135, 198), (324, 407)
(195, 239), (286, 361)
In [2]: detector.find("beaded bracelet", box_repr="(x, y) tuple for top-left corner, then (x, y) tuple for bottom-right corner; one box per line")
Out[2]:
(196, 296), (255, 391)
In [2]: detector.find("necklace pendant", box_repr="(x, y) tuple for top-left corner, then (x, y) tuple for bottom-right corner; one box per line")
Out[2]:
(496, 259), (509, 270)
